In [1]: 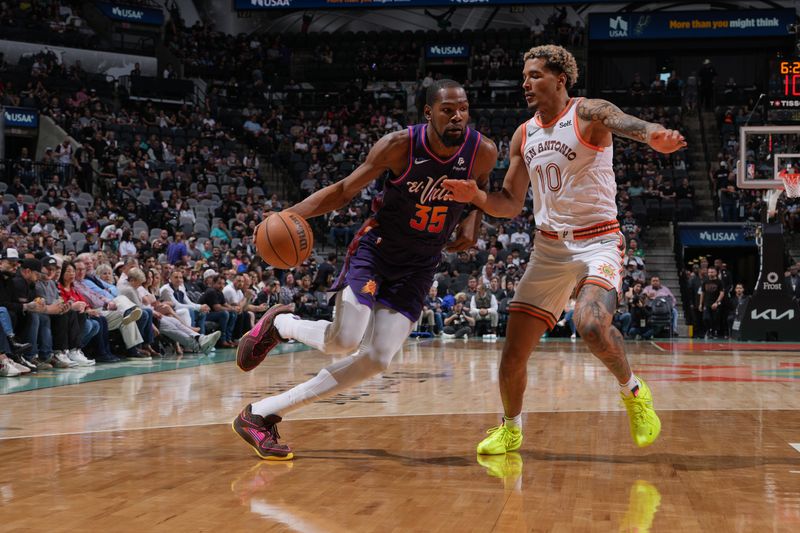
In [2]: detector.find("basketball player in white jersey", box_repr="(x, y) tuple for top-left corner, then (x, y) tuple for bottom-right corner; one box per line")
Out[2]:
(443, 45), (686, 454)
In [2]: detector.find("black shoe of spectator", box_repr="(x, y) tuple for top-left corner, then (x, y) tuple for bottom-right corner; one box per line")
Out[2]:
(8, 336), (31, 356)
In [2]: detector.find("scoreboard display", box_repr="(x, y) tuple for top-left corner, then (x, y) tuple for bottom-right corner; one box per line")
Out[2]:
(769, 59), (800, 122)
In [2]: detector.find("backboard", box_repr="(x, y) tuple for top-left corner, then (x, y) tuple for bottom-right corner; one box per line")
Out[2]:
(737, 125), (800, 189)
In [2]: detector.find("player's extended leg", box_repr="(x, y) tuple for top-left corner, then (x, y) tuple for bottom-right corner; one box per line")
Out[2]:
(573, 284), (661, 447)
(233, 303), (413, 459)
(477, 311), (549, 455)
(237, 286), (371, 371)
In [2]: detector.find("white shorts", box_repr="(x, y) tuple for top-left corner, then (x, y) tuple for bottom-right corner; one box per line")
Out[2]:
(509, 232), (626, 329)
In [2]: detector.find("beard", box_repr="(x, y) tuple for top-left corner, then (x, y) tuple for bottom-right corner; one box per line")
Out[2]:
(433, 124), (466, 147)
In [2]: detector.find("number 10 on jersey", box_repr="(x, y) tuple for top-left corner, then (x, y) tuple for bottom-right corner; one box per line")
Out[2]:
(535, 163), (562, 192)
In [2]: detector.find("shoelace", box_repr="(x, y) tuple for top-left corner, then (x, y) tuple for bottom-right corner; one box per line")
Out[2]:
(485, 425), (515, 446)
(623, 397), (649, 425)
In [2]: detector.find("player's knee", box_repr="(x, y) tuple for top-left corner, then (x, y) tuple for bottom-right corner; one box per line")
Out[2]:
(325, 329), (362, 355)
(576, 318), (603, 344)
(358, 350), (391, 376)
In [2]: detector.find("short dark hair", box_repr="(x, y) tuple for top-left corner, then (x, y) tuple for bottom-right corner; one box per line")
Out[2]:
(426, 79), (463, 107)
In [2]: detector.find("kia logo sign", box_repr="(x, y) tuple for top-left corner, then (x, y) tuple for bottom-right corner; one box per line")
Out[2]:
(750, 308), (795, 320)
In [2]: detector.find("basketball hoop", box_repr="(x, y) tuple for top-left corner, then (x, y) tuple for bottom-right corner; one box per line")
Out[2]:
(767, 171), (800, 219)
(780, 171), (800, 199)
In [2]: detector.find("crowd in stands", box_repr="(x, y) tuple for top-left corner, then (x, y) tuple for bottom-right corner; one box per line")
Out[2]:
(0, 15), (709, 376)
(0, 1), (94, 49)
(679, 254), (800, 339)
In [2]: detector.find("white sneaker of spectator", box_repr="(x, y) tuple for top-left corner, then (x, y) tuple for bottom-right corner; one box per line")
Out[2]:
(0, 355), (22, 376)
(54, 351), (79, 368)
(570, 333), (577, 341)
(9, 359), (31, 374)
(198, 331), (222, 354)
(49, 351), (72, 368)
(67, 349), (95, 367)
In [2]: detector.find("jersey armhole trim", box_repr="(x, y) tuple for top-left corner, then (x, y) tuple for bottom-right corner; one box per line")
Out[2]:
(518, 121), (530, 158)
(390, 126), (414, 184)
(466, 131), (482, 180)
(573, 98), (605, 152)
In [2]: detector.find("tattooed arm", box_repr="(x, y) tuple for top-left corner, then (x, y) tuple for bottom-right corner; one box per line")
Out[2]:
(576, 98), (687, 154)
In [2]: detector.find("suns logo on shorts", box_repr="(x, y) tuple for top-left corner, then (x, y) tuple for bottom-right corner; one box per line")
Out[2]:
(361, 280), (378, 296)
(597, 264), (617, 278)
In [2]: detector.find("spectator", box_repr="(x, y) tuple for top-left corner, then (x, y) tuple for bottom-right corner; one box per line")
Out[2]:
(199, 274), (237, 347)
(441, 301), (475, 339)
(642, 276), (678, 335)
(727, 283), (749, 339)
(699, 267), (725, 338)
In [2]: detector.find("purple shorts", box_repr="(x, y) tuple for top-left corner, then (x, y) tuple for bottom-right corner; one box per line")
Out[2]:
(330, 230), (438, 322)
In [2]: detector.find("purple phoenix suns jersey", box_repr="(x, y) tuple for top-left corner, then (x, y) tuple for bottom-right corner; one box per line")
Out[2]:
(369, 123), (482, 265)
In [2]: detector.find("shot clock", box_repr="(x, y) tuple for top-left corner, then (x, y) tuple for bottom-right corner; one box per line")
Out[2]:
(769, 58), (800, 122)
(776, 59), (800, 102)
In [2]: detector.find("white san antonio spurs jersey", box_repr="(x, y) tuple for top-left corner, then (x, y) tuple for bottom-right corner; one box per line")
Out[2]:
(520, 97), (618, 234)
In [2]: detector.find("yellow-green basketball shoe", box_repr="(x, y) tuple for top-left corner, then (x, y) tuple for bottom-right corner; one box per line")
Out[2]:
(621, 378), (661, 448)
(476, 423), (523, 455)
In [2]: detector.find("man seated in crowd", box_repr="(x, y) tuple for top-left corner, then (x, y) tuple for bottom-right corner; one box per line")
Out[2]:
(470, 281), (498, 339)
(199, 274), (238, 348)
(642, 275), (679, 335)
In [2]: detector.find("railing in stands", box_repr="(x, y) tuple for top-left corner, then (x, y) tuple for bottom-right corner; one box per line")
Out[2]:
(0, 160), (74, 187)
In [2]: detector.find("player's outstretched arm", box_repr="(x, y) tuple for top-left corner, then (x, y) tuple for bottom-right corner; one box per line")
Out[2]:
(287, 131), (407, 219)
(576, 98), (687, 154)
(446, 136), (497, 251)
(442, 126), (528, 219)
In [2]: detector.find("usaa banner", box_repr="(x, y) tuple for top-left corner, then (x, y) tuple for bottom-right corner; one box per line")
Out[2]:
(3, 107), (39, 128)
(96, 2), (165, 25)
(589, 9), (794, 40)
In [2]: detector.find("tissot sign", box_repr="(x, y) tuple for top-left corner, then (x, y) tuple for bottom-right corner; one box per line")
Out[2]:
(3, 107), (38, 128)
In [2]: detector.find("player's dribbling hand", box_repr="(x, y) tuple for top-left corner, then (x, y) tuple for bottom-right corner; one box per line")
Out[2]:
(648, 128), (687, 154)
(441, 178), (479, 203)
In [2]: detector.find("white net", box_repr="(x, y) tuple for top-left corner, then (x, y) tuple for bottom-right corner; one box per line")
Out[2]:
(779, 171), (800, 198)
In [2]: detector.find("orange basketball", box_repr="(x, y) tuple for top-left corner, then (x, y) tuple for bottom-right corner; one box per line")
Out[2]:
(255, 212), (314, 269)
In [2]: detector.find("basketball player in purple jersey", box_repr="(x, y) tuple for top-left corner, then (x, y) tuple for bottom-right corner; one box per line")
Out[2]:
(232, 80), (498, 459)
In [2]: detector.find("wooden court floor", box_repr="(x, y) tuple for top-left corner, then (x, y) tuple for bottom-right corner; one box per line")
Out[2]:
(2, 338), (800, 532)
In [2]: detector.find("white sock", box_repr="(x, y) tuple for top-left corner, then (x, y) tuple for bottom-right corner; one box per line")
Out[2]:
(619, 374), (641, 397)
(274, 314), (331, 352)
(251, 368), (339, 418)
(503, 414), (522, 429)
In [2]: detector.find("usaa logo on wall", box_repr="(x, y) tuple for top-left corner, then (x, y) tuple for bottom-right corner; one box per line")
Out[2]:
(608, 14), (651, 38)
(250, 0), (292, 6)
